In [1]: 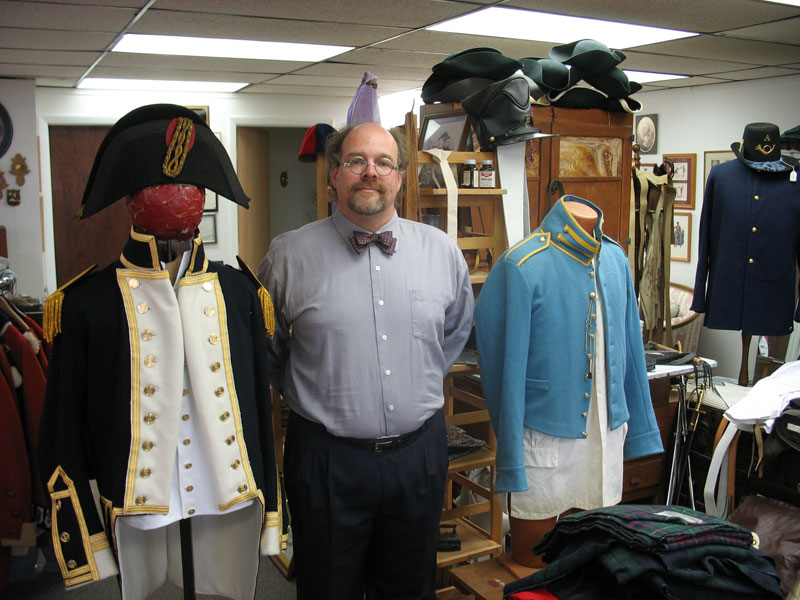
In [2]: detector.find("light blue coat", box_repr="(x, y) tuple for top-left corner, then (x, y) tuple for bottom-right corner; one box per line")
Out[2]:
(475, 196), (663, 493)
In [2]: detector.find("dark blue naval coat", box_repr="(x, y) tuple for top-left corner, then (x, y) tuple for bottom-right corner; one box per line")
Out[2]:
(692, 159), (800, 336)
(475, 196), (662, 493)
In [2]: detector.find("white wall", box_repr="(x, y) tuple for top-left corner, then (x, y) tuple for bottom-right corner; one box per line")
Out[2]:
(0, 79), (43, 299)
(635, 73), (800, 378)
(34, 86), (352, 297)
(267, 127), (318, 239)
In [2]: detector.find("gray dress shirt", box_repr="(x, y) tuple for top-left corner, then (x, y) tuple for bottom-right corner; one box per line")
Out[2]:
(258, 209), (474, 439)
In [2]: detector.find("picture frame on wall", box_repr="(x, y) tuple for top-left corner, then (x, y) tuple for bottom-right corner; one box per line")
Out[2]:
(704, 150), (736, 187)
(205, 189), (218, 212)
(199, 213), (217, 244)
(634, 114), (658, 155)
(663, 153), (696, 210)
(671, 211), (692, 262)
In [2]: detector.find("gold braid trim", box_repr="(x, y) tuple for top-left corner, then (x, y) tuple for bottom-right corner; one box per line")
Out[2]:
(43, 264), (96, 342)
(258, 287), (275, 339)
(162, 117), (194, 177)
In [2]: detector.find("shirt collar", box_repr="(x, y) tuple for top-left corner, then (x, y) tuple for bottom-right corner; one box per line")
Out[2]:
(540, 196), (603, 266)
(119, 227), (208, 275)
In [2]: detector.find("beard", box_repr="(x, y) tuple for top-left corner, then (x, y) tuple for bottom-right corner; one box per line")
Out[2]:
(345, 183), (392, 216)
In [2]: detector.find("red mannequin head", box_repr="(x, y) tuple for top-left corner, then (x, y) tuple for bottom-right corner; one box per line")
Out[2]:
(127, 184), (205, 241)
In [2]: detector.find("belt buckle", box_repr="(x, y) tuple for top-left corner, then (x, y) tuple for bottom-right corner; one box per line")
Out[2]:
(374, 436), (399, 452)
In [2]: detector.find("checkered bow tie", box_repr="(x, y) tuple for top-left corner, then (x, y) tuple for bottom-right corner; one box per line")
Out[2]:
(350, 230), (397, 255)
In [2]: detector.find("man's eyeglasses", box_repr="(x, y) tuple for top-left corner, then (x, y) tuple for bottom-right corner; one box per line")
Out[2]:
(341, 156), (402, 177)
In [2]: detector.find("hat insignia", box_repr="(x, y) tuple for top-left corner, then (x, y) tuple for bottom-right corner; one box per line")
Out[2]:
(162, 117), (196, 177)
(755, 143), (775, 156)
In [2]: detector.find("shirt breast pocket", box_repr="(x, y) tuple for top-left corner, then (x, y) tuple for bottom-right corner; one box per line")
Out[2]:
(410, 290), (446, 343)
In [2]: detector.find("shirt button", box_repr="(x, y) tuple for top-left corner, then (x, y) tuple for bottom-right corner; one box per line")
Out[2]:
(382, 334), (388, 340)
(188, 509), (196, 515)
(182, 414), (190, 421)
(183, 389), (189, 396)
(378, 300), (384, 306)
(185, 463), (192, 469)
(388, 404), (395, 411)
(183, 439), (191, 446)
(375, 265), (381, 271)
(385, 369), (391, 375)
(186, 485), (194, 492)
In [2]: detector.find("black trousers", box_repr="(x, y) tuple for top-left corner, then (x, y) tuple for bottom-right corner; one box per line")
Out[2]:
(284, 410), (448, 600)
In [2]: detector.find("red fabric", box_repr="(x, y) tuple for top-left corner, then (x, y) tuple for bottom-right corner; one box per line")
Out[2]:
(1, 324), (48, 506)
(128, 184), (205, 241)
(509, 590), (560, 600)
(23, 314), (51, 364)
(0, 365), (33, 539)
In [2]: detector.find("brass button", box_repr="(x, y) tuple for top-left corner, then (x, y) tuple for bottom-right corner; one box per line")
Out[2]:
(563, 225), (569, 232)
(237, 484), (248, 493)
(186, 485), (194, 492)
(582, 432), (588, 438)
(142, 441), (154, 451)
(589, 271), (595, 277)
(489, 135), (495, 142)
(591, 313), (596, 319)
(142, 329), (153, 341)
(582, 411), (589, 417)
(589, 333), (595, 339)
(185, 463), (192, 469)
(56, 500), (61, 510)
(144, 355), (156, 368)
(211, 362), (221, 372)
(754, 195), (759, 200)
(67, 559), (78, 569)
(584, 393), (590, 399)
(188, 509), (196, 515)
(144, 413), (156, 425)
(589, 292), (596, 299)
(226, 435), (235, 445)
(204, 306), (216, 317)
(231, 459), (241, 469)
(183, 389), (189, 396)
(182, 414), (190, 421)
(203, 281), (214, 292)
(135, 495), (146, 505)
(752, 226), (757, 232)
(220, 411), (230, 422)
(144, 385), (156, 396)
(60, 531), (71, 543)
(539, 236), (545, 242)
(215, 386), (225, 397)
(587, 353), (592, 360)
(140, 468), (151, 478)
(209, 334), (220, 344)
(136, 302), (148, 314)
(128, 278), (140, 289)
(183, 438), (191, 446)
(748, 258), (754, 264)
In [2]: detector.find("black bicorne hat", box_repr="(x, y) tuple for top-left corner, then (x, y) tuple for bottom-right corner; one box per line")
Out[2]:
(79, 103), (250, 219)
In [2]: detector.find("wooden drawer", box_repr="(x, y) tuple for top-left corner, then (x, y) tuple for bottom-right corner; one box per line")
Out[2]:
(622, 456), (662, 500)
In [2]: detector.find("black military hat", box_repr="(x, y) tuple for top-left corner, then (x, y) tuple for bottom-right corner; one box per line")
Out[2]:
(731, 122), (791, 172)
(549, 39), (626, 74)
(422, 48), (523, 104)
(79, 103), (250, 219)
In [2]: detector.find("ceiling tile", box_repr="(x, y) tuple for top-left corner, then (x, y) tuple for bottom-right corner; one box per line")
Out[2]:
(267, 74), (424, 91)
(706, 66), (800, 80)
(0, 26), (115, 51)
(90, 66), (267, 84)
(153, 0), (476, 29)
(0, 49), (98, 67)
(295, 62), (432, 81)
(133, 9), (408, 47)
(632, 34), (800, 66)
(720, 16), (800, 45)
(622, 50), (747, 76)
(99, 52), (311, 74)
(638, 75), (732, 89)
(334, 48), (448, 70)
(240, 83), (358, 96)
(0, 63), (86, 77)
(0, 0), (136, 31)
(374, 30), (553, 58)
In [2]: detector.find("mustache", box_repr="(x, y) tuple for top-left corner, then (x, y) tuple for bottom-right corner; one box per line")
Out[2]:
(351, 182), (386, 194)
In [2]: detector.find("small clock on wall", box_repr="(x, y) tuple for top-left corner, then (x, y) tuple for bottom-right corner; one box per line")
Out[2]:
(0, 102), (13, 159)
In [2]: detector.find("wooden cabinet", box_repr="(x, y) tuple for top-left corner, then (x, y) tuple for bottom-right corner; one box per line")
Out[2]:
(525, 106), (633, 249)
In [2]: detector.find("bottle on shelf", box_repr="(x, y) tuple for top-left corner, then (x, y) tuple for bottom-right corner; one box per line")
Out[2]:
(479, 159), (495, 188)
(461, 159), (478, 188)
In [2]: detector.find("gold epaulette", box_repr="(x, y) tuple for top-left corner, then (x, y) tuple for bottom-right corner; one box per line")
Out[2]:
(236, 256), (275, 339)
(43, 264), (96, 342)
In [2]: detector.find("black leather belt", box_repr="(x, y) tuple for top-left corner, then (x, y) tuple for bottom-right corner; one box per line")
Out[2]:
(291, 411), (433, 453)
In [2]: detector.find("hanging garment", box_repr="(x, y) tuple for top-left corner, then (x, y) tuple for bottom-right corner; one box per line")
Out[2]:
(0, 364), (32, 543)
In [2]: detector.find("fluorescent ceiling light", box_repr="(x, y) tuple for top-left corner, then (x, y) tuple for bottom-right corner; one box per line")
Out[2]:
(113, 34), (352, 62)
(77, 78), (248, 92)
(758, 0), (800, 5)
(624, 70), (687, 83)
(428, 7), (696, 47)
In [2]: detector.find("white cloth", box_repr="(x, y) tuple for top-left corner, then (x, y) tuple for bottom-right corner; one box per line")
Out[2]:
(509, 276), (627, 519)
(724, 360), (800, 433)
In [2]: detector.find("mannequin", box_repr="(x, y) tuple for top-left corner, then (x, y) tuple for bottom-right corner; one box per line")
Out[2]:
(38, 104), (284, 600)
(475, 195), (662, 569)
(692, 123), (800, 385)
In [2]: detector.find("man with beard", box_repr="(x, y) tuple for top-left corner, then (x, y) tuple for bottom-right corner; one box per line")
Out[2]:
(258, 122), (474, 599)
